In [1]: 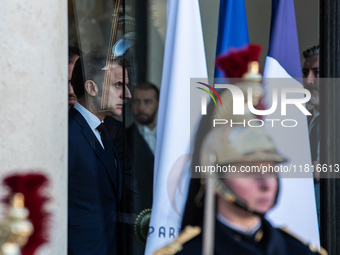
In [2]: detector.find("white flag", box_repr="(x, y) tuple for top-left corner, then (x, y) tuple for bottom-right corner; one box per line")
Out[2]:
(144, 0), (208, 254)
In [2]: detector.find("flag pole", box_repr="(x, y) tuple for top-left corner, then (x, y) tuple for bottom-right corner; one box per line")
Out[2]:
(202, 178), (215, 255)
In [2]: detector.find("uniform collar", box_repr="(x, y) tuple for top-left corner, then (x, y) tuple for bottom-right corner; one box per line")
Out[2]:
(216, 213), (261, 235)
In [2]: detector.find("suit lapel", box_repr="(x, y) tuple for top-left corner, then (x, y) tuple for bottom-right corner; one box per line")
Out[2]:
(106, 139), (122, 199)
(70, 107), (119, 194)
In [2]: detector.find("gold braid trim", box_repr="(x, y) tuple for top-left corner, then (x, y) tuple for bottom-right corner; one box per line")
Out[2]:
(280, 227), (327, 255)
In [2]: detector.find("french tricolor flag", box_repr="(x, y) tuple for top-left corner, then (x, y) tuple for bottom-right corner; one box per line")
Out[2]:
(263, 0), (320, 248)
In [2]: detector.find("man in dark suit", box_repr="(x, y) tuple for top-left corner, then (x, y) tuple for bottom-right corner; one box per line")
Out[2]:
(68, 51), (131, 255)
(302, 45), (320, 173)
(126, 82), (159, 211)
(123, 83), (159, 252)
(302, 45), (320, 224)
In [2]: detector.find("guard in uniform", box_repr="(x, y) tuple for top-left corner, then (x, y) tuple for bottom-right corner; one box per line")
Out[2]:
(176, 126), (326, 255)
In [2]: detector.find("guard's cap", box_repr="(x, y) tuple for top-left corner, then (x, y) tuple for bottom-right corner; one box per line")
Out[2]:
(200, 126), (286, 167)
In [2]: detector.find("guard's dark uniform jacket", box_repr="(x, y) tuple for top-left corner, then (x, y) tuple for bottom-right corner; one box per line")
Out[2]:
(177, 218), (324, 255)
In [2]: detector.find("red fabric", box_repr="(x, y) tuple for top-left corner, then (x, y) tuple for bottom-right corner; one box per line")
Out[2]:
(3, 173), (50, 255)
(216, 44), (262, 78)
(216, 44), (266, 116)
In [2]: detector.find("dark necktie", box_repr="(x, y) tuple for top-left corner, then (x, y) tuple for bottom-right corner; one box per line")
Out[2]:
(96, 122), (122, 201)
(97, 123), (117, 167)
(97, 123), (110, 149)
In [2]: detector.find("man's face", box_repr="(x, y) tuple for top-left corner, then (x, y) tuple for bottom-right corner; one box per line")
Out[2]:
(222, 162), (278, 214)
(68, 54), (79, 108)
(302, 55), (319, 108)
(104, 63), (131, 116)
(132, 89), (159, 126)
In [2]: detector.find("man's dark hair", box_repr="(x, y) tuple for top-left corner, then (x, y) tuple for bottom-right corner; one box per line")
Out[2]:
(133, 82), (160, 101)
(71, 51), (126, 98)
(303, 45), (319, 59)
(69, 46), (83, 59)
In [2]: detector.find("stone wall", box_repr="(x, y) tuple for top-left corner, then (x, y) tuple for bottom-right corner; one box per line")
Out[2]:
(0, 1), (68, 254)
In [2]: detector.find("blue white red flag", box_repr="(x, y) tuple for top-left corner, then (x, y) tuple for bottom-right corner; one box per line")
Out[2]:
(263, 0), (320, 247)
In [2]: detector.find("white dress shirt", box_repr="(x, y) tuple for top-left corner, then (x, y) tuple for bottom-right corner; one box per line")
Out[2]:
(74, 102), (104, 149)
(136, 123), (157, 154)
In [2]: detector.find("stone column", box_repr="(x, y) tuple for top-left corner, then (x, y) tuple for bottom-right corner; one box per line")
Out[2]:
(0, 1), (67, 254)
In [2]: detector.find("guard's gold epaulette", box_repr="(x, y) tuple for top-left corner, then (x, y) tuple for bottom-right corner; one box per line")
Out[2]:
(153, 226), (201, 255)
(279, 227), (327, 255)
